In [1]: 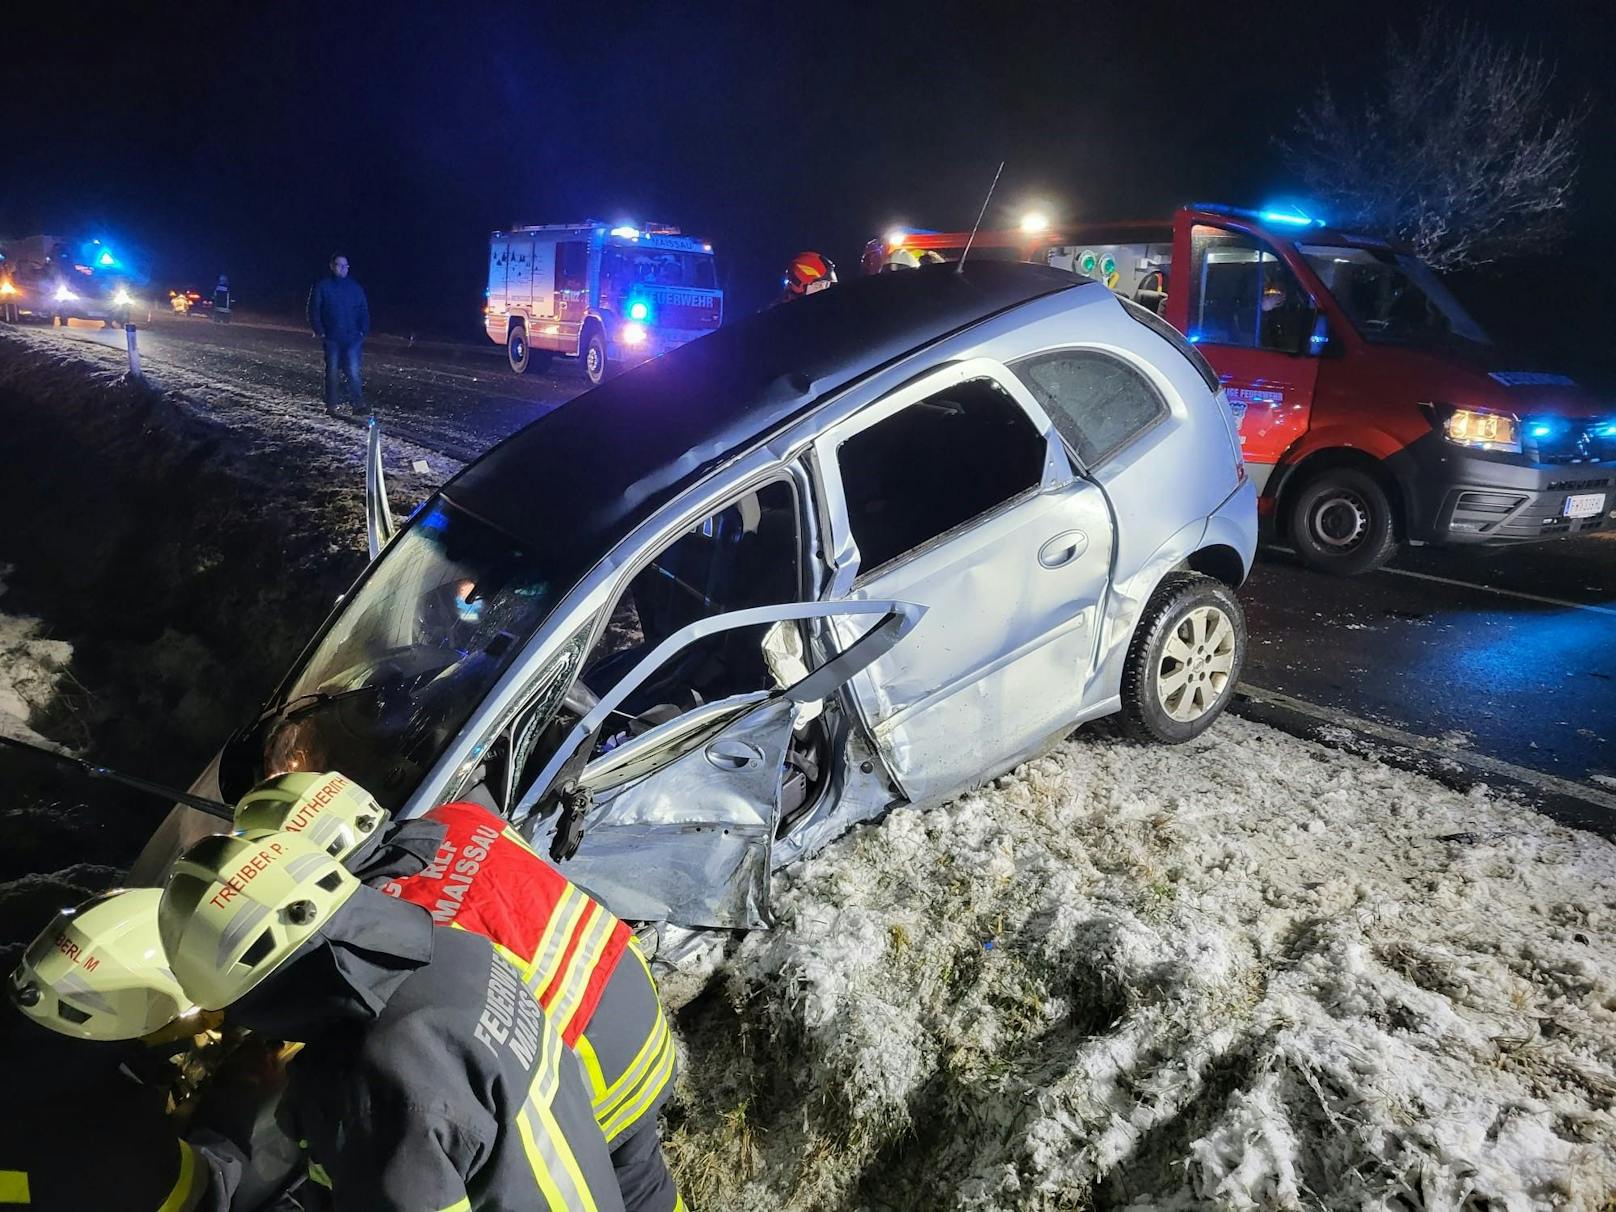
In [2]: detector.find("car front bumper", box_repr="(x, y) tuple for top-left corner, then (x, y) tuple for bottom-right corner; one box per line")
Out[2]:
(1402, 434), (1616, 544)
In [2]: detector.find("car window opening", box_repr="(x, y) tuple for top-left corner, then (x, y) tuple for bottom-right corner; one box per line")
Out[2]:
(839, 377), (1046, 577)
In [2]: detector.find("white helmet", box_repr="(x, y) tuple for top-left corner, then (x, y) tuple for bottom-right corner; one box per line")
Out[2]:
(234, 771), (388, 863)
(159, 829), (358, 1011)
(8, 888), (195, 1041)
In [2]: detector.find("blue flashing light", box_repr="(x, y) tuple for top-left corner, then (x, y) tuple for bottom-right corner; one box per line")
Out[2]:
(1596, 423), (1616, 439)
(1528, 422), (1555, 439)
(1186, 332), (1203, 344)
(1259, 208), (1316, 227)
(98, 251), (116, 267)
(609, 225), (641, 240)
(628, 300), (649, 321)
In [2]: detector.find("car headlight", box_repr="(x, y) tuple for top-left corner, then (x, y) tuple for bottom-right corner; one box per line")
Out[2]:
(111, 288), (133, 307)
(1442, 407), (1520, 454)
(55, 284), (78, 302)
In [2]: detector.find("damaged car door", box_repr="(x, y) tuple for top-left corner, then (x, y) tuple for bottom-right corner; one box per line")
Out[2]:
(511, 599), (922, 929)
(813, 358), (1116, 805)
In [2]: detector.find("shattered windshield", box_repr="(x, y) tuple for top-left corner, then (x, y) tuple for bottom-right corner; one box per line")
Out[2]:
(1299, 244), (1491, 349)
(219, 499), (556, 810)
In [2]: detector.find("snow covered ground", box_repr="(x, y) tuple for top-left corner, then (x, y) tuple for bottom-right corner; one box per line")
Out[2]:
(0, 567), (73, 747)
(662, 717), (1616, 1210)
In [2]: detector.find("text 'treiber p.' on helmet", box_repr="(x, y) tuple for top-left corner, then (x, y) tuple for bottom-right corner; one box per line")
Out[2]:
(783, 251), (837, 298)
(159, 829), (359, 1011)
(234, 771), (389, 864)
(8, 888), (196, 1041)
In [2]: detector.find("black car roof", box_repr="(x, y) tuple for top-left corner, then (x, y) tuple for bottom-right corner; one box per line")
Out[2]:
(442, 260), (1080, 580)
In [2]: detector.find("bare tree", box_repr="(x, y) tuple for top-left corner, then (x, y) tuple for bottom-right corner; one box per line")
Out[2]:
(1281, 14), (1583, 270)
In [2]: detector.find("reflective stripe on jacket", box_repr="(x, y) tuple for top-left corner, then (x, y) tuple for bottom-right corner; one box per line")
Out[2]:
(290, 921), (623, 1212)
(375, 802), (633, 1046)
(364, 803), (677, 1160)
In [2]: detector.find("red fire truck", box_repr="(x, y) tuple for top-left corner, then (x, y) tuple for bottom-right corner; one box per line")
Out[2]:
(863, 207), (1616, 574)
(486, 222), (723, 385)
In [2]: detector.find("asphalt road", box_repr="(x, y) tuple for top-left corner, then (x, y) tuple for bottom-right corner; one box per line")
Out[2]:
(31, 312), (1616, 809)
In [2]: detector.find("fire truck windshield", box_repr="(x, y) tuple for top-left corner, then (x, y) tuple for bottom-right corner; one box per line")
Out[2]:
(603, 246), (717, 290)
(1299, 244), (1492, 349)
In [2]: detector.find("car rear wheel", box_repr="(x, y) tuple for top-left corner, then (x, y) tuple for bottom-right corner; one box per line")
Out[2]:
(1289, 467), (1397, 576)
(1120, 573), (1246, 744)
(583, 324), (609, 387)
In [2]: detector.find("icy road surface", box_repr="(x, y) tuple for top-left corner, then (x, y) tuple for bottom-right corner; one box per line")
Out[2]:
(664, 716), (1616, 1210)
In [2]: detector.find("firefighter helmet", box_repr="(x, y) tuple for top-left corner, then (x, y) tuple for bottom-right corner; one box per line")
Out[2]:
(159, 829), (358, 1010)
(234, 771), (389, 863)
(8, 888), (195, 1041)
(783, 251), (837, 298)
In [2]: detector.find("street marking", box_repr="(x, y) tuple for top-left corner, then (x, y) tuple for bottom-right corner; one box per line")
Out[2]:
(1266, 545), (1616, 619)
(1238, 682), (1616, 815)
(1376, 567), (1616, 619)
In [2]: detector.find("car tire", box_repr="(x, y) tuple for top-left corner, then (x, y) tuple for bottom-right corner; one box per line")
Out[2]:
(1288, 467), (1398, 576)
(583, 324), (608, 387)
(507, 324), (530, 374)
(1120, 573), (1246, 744)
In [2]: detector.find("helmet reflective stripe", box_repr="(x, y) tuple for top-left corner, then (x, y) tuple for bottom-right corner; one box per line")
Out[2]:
(51, 968), (118, 1016)
(9, 887), (193, 1041)
(233, 771), (389, 864)
(161, 829), (359, 1011)
(216, 899), (274, 968)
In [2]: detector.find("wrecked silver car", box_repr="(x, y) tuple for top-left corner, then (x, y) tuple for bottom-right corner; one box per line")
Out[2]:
(136, 262), (1257, 929)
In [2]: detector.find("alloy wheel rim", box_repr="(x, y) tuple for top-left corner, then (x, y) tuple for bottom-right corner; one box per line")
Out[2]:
(1311, 492), (1369, 550)
(1157, 605), (1236, 723)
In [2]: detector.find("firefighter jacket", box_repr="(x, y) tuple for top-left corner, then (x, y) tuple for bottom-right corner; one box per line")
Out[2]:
(228, 884), (624, 1212)
(360, 804), (676, 1142)
(0, 1012), (241, 1211)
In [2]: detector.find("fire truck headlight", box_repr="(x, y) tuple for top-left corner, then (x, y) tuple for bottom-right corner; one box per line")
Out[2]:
(55, 284), (78, 302)
(1442, 407), (1520, 454)
(621, 322), (647, 346)
(0, 280), (16, 297)
(112, 288), (133, 307)
(628, 301), (648, 321)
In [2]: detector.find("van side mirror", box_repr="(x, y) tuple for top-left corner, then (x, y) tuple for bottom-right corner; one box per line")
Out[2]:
(1307, 312), (1331, 357)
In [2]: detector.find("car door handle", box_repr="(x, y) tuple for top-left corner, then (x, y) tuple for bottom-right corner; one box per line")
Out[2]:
(1038, 530), (1088, 569)
(705, 739), (765, 771)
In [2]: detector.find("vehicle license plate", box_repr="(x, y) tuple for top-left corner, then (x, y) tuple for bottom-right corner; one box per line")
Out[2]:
(1563, 493), (1606, 519)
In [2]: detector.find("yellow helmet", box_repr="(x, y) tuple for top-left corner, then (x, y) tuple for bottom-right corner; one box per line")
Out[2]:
(8, 888), (195, 1041)
(234, 771), (389, 863)
(159, 829), (359, 1011)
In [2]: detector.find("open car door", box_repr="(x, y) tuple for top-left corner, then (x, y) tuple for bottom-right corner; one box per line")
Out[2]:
(512, 599), (922, 929)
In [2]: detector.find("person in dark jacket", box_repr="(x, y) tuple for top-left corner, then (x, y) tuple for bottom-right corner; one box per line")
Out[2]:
(160, 828), (625, 1212)
(306, 253), (370, 418)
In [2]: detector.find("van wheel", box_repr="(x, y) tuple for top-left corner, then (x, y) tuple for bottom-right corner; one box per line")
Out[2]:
(583, 325), (608, 386)
(1288, 468), (1397, 576)
(1120, 573), (1246, 744)
(507, 325), (530, 374)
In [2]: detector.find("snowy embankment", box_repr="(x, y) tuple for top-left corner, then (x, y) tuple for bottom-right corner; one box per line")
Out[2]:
(664, 718), (1616, 1210)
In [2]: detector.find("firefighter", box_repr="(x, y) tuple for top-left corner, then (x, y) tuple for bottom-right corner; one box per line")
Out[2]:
(158, 827), (626, 1212)
(236, 772), (684, 1212)
(780, 250), (837, 302)
(3, 888), (246, 1210)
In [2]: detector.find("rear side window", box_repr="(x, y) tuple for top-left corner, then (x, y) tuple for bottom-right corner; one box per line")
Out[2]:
(1121, 296), (1220, 393)
(1011, 350), (1168, 467)
(838, 378), (1045, 576)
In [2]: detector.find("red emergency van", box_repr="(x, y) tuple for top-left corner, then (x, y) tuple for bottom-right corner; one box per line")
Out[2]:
(864, 207), (1616, 574)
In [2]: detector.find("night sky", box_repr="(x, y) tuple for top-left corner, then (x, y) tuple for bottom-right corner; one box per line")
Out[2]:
(8, 1), (1614, 377)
